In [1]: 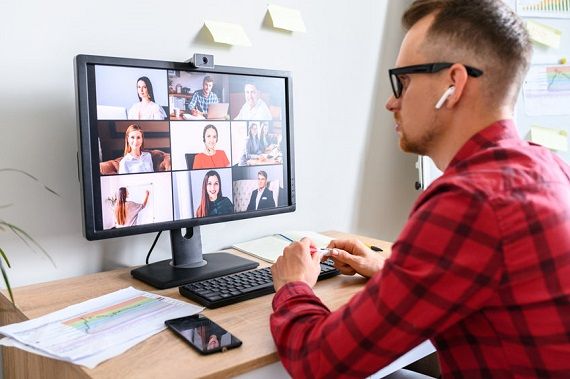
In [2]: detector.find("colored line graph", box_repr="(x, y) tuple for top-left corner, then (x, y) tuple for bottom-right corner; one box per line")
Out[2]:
(547, 66), (570, 91)
(517, 0), (570, 17)
(64, 295), (175, 334)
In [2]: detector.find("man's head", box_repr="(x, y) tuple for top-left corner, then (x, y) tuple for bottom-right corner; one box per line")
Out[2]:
(385, 0), (531, 158)
(402, 0), (531, 104)
(257, 171), (268, 190)
(244, 83), (260, 109)
(202, 76), (214, 96)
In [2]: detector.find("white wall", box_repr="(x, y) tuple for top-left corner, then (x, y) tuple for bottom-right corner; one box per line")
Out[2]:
(0, 0), (417, 289)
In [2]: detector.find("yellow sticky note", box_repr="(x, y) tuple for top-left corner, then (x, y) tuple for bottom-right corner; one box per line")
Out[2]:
(267, 4), (306, 32)
(529, 125), (568, 152)
(526, 20), (561, 49)
(204, 21), (252, 47)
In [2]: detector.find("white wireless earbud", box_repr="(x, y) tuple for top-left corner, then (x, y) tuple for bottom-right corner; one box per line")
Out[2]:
(435, 86), (456, 110)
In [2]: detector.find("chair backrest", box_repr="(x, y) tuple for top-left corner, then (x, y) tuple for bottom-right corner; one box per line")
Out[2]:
(185, 153), (197, 169)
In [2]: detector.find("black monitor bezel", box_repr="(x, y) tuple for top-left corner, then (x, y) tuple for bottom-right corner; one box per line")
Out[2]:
(75, 54), (296, 241)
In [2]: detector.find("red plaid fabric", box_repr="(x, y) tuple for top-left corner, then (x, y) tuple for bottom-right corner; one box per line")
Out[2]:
(271, 120), (570, 378)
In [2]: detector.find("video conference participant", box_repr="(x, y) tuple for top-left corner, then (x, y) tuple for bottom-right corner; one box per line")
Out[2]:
(187, 76), (219, 117)
(118, 124), (154, 174)
(114, 187), (149, 227)
(192, 124), (230, 169)
(239, 123), (267, 166)
(246, 171), (275, 211)
(259, 122), (274, 149)
(234, 83), (272, 120)
(270, 1), (570, 378)
(195, 170), (234, 217)
(127, 76), (167, 120)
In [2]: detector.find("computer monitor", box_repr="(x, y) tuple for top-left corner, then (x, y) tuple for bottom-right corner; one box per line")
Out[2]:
(74, 54), (295, 289)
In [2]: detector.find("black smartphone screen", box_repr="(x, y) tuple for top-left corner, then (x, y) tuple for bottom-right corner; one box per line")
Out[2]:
(165, 314), (242, 354)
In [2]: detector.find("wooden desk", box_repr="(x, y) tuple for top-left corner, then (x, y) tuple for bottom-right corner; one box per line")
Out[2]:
(0, 231), (391, 378)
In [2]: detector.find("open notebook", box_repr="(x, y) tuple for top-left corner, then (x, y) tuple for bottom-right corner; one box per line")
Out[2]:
(232, 231), (332, 263)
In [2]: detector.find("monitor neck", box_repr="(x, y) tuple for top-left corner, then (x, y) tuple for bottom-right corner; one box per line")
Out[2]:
(130, 226), (258, 289)
(170, 227), (206, 268)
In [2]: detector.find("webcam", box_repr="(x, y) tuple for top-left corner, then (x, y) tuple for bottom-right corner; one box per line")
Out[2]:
(187, 53), (215, 69)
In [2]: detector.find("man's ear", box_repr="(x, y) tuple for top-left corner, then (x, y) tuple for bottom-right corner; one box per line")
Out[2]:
(443, 63), (469, 108)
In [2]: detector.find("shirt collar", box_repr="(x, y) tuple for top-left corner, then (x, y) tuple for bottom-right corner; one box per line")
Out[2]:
(447, 119), (520, 171)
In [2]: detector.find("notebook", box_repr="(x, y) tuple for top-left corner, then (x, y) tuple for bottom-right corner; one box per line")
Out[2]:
(232, 231), (333, 263)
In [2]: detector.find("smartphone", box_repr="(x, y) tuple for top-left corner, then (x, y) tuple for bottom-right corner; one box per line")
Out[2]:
(165, 314), (242, 355)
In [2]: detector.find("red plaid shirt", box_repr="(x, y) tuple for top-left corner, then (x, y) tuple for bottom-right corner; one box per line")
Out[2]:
(271, 120), (570, 378)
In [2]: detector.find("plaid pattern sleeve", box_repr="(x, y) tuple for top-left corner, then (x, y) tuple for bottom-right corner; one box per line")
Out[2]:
(187, 91), (219, 113)
(270, 120), (570, 378)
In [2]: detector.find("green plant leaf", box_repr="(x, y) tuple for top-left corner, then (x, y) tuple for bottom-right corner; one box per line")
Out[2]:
(0, 221), (56, 267)
(0, 168), (59, 306)
(0, 168), (61, 198)
(0, 246), (12, 268)
(0, 249), (15, 304)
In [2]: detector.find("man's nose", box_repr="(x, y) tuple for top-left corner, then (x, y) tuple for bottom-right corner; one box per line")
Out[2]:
(385, 95), (400, 112)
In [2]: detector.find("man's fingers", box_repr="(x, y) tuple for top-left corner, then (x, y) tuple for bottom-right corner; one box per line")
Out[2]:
(330, 248), (358, 265)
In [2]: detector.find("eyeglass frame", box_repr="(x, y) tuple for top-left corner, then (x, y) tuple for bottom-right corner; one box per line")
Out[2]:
(388, 62), (484, 99)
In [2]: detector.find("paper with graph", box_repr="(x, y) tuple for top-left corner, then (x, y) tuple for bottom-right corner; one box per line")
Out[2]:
(0, 287), (202, 368)
(517, 0), (570, 18)
(523, 65), (570, 115)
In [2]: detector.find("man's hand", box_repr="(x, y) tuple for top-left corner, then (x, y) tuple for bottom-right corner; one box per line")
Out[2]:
(327, 239), (385, 278)
(271, 238), (323, 292)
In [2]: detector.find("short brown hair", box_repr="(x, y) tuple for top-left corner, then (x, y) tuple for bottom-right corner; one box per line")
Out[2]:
(403, 0), (532, 105)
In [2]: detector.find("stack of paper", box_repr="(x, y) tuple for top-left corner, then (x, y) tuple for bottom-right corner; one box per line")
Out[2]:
(0, 287), (202, 368)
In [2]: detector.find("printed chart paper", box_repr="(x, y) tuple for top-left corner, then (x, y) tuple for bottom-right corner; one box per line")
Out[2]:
(523, 65), (570, 116)
(0, 287), (203, 368)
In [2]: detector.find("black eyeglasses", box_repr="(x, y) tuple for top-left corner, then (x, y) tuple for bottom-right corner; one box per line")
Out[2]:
(388, 62), (484, 99)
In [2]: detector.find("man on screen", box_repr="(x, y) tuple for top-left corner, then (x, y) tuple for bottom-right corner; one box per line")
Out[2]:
(235, 83), (272, 120)
(246, 171), (275, 211)
(269, 0), (570, 378)
(188, 76), (219, 117)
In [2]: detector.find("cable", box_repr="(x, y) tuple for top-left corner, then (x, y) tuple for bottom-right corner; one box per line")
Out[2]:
(145, 231), (162, 265)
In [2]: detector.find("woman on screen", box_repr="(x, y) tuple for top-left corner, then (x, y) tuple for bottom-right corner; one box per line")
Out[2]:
(195, 170), (233, 217)
(127, 76), (167, 120)
(192, 124), (230, 169)
(118, 124), (154, 174)
(114, 187), (150, 227)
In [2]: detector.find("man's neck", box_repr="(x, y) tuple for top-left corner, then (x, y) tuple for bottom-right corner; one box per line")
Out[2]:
(429, 105), (513, 171)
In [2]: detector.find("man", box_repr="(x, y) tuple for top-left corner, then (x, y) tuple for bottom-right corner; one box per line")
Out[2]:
(247, 170), (275, 211)
(235, 83), (272, 120)
(270, 1), (570, 378)
(187, 76), (219, 117)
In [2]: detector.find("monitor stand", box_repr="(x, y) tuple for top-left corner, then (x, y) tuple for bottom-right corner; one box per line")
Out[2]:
(131, 227), (258, 289)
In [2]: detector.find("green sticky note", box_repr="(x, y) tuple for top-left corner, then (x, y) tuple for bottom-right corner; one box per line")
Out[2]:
(526, 20), (562, 49)
(529, 125), (568, 152)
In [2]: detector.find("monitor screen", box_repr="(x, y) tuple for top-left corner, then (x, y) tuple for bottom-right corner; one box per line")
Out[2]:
(75, 55), (295, 241)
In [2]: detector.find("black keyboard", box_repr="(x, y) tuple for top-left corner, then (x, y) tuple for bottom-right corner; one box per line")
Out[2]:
(179, 260), (340, 308)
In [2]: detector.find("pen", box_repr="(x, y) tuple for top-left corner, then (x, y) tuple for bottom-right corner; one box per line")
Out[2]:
(310, 247), (333, 257)
(368, 244), (383, 252)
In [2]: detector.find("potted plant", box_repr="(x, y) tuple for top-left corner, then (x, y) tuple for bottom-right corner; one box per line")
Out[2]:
(0, 168), (59, 304)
